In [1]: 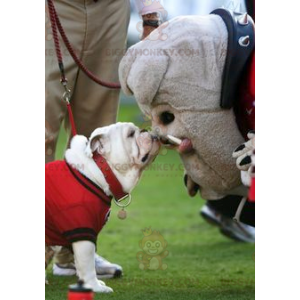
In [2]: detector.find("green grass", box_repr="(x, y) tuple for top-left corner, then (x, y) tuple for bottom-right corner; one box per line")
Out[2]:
(46, 103), (255, 300)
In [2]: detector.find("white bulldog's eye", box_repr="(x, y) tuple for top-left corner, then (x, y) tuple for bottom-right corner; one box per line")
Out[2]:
(128, 130), (135, 138)
(160, 111), (175, 125)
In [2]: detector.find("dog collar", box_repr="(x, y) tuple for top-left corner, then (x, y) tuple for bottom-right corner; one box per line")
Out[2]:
(93, 152), (129, 202)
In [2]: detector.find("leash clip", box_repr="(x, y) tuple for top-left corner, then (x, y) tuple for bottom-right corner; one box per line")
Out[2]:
(63, 89), (71, 104)
(61, 79), (71, 104)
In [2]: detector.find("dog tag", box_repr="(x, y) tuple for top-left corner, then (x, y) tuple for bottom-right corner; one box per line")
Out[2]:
(118, 209), (127, 220)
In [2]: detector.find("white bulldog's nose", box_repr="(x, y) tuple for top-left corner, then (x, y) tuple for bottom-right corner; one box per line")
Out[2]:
(138, 132), (153, 149)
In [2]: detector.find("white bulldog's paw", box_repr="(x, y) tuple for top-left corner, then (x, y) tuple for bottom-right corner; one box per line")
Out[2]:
(91, 281), (113, 293)
(98, 279), (106, 286)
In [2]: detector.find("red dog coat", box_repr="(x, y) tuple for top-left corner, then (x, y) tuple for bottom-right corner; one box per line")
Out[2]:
(45, 160), (112, 247)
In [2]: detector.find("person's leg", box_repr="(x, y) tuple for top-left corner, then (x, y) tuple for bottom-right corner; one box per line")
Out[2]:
(46, 0), (89, 272)
(45, 246), (55, 270)
(70, 0), (131, 138)
(45, 0), (86, 163)
(200, 196), (255, 243)
(206, 195), (255, 227)
(53, 246), (75, 273)
(49, 0), (130, 277)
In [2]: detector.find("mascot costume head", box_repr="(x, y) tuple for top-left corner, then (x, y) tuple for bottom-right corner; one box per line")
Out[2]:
(119, 8), (254, 200)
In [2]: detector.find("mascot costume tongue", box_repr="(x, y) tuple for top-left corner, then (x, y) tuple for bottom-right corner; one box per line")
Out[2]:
(119, 3), (255, 225)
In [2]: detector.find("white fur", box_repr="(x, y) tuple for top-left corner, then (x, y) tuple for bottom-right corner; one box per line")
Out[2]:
(72, 241), (113, 293)
(65, 135), (112, 196)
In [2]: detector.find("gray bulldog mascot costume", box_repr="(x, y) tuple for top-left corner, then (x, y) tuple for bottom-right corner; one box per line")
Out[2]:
(119, 2), (255, 236)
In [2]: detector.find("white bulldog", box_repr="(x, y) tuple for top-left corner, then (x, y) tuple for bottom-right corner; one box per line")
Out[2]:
(45, 122), (160, 293)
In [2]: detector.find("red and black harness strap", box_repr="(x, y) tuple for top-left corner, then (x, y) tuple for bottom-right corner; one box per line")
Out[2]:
(58, 162), (113, 246)
(63, 228), (98, 245)
(66, 161), (112, 207)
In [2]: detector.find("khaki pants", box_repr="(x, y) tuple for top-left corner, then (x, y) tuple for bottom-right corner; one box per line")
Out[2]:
(45, 0), (130, 264)
(45, 0), (130, 163)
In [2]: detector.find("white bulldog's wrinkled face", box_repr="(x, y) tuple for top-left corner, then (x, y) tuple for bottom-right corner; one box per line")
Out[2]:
(87, 123), (160, 176)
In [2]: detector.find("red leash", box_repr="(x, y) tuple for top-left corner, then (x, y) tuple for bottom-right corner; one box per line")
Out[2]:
(66, 101), (77, 137)
(47, 0), (121, 89)
(47, 0), (121, 137)
(47, 0), (131, 210)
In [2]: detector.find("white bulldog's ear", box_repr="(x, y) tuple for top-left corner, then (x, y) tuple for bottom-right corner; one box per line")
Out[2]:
(85, 134), (110, 158)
